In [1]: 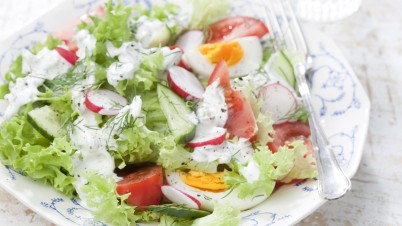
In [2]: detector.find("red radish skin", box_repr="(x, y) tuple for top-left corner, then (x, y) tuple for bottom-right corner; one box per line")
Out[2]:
(161, 185), (201, 209)
(176, 30), (205, 70)
(169, 46), (190, 70)
(167, 66), (205, 101)
(259, 82), (298, 122)
(55, 47), (78, 65)
(188, 127), (227, 148)
(85, 89), (128, 115)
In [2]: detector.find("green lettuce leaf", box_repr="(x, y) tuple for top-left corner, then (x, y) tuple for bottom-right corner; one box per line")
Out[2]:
(84, 0), (132, 46)
(159, 215), (193, 226)
(192, 203), (239, 226)
(116, 50), (164, 98)
(80, 173), (139, 225)
(279, 140), (317, 183)
(113, 120), (160, 168)
(4, 54), (25, 83)
(141, 89), (168, 132)
(81, 173), (160, 225)
(38, 90), (76, 129)
(0, 84), (10, 99)
(0, 100), (76, 196)
(132, 3), (179, 21)
(0, 113), (50, 165)
(189, 0), (232, 29)
(31, 35), (63, 55)
(79, 0), (132, 67)
(157, 135), (219, 173)
(224, 145), (295, 199)
(13, 137), (76, 196)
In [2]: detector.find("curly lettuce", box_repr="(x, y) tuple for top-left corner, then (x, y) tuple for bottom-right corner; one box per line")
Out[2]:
(81, 173), (160, 225)
(115, 50), (164, 98)
(189, 0), (232, 29)
(0, 114), (76, 196)
(113, 121), (160, 168)
(223, 143), (316, 199)
(192, 203), (240, 226)
(278, 140), (318, 183)
(157, 135), (219, 174)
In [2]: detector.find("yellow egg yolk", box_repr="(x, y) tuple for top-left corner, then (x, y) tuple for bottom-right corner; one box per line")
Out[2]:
(179, 170), (228, 192)
(198, 41), (244, 66)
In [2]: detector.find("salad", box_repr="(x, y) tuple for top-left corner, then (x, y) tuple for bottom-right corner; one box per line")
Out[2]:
(0, 0), (318, 225)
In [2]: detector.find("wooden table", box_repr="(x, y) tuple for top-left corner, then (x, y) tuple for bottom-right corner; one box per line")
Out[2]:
(1, 0), (401, 225)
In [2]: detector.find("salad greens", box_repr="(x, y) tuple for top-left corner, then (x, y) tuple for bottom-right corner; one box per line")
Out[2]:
(0, 0), (317, 225)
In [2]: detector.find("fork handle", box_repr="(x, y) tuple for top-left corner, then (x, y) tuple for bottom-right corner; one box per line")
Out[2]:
(294, 63), (351, 200)
(309, 121), (351, 200)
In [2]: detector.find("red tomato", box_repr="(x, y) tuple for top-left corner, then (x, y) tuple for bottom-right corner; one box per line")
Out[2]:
(116, 166), (163, 208)
(55, 47), (78, 66)
(267, 121), (311, 153)
(208, 61), (257, 139)
(207, 16), (269, 43)
(208, 60), (231, 88)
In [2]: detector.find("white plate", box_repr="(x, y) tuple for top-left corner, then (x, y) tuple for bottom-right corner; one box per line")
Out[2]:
(0, 0), (370, 225)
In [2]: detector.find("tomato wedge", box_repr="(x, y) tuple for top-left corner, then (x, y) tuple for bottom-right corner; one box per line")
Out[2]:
(267, 121), (312, 153)
(208, 61), (257, 139)
(116, 166), (163, 208)
(207, 16), (269, 43)
(55, 47), (78, 66)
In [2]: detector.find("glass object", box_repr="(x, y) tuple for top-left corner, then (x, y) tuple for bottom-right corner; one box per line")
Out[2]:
(292, 0), (362, 22)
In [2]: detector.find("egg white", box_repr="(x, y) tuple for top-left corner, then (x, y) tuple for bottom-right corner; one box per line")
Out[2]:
(165, 170), (268, 211)
(184, 36), (263, 78)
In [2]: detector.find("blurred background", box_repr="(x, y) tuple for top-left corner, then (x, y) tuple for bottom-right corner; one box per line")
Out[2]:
(0, 0), (401, 225)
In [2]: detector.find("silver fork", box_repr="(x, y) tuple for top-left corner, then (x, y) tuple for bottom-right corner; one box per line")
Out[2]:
(259, 0), (351, 200)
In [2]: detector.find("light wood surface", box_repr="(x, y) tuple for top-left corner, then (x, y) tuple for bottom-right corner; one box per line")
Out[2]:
(1, 0), (401, 225)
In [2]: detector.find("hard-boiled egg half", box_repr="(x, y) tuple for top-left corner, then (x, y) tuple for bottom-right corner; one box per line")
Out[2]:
(183, 36), (263, 78)
(165, 169), (268, 211)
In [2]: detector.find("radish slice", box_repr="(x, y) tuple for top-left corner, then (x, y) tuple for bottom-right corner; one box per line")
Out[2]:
(161, 185), (201, 209)
(85, 89), (128, 115)
(259, 82), (298, 122)
(176, 30), (205, 69)
(175, 30), (205, 54)
(169, 46), (189, 70)
(167, 66), (205, 101)
(55, 47), (78, 65)
(188, 126), (226, 148)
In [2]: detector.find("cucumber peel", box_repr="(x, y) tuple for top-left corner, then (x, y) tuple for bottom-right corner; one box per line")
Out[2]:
(147, 204), (210, 219)
(157, 84), (196, 143)
(27, 105), (67, 141)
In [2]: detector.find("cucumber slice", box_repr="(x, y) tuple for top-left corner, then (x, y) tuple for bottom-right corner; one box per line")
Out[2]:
(157, 84), (196, 143)
(147, 204), (210, 219)
(27, 105), (67, 140)
(270, 50), (296, 88)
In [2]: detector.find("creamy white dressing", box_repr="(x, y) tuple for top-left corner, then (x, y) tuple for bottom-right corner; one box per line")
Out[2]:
(2, 48), (71, 120)
(70, 62), (98, 120)
(232, 71), (270, 92)
(165, 0), (192, 29)
(135, 17), (170, 48)
(74, 29), (96, 59)
(191, 138), (254, 165)
(106, 42), (145, 87)
(195, 81), (228, 127)
(70, 96), (143, 205)
(161, 47), (182, 70)
(106, 62), (136, 87)
(70, 116), (116, 206)
(240, 160), (261, 184)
